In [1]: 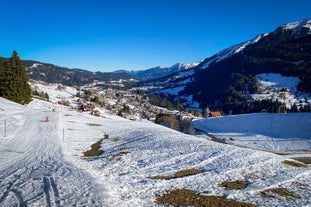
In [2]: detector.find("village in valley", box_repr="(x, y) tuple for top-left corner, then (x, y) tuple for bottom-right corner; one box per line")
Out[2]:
(30, 79), (215, 130)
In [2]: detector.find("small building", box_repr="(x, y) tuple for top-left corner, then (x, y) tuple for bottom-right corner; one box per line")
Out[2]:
(84, 103), (96, 111)
(57, 84), (66, 91)
(91, 109), (100, 117)
(209, 111), (221, 117)
(58, 100), (68, 106)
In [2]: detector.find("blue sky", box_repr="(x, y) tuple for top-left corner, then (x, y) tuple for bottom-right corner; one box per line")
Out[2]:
(1, 0), (311, 72)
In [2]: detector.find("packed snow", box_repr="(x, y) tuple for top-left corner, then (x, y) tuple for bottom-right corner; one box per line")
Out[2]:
(1, 87), (311, 206)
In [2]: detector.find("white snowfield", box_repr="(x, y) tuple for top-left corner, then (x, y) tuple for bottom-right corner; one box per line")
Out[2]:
(192, 113), (311, 154)
(1, 97), (311, 206)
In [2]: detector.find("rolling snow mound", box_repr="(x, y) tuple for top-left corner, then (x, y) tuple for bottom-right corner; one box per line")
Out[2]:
(193, 113), (311, 153)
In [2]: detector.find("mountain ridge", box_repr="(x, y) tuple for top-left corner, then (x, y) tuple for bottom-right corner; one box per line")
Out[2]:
(143, 18), (311, 113)
(114, 62), (200, 80)
(22, 60), (133, 86)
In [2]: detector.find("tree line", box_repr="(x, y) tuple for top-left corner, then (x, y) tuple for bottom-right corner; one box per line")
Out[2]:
(0, 51), (32, 104)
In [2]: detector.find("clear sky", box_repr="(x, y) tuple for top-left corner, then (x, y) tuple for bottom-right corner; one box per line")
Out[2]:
(1, 0), (311, 72)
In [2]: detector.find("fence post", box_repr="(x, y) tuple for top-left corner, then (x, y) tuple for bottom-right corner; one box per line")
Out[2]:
(4, 119), (6, 137)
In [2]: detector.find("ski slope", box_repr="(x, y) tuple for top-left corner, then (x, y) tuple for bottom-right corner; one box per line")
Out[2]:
(0, 98), (105, 206)
(1, 97), (311, 206)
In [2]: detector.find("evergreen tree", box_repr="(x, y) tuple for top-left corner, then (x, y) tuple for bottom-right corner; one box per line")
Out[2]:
(0, 57), (4, 82)
(0, 58), (12, 99)
(0, 51), (32, 104)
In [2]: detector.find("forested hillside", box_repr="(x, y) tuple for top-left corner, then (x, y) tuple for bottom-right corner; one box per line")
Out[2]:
(23, 60), (133, 86)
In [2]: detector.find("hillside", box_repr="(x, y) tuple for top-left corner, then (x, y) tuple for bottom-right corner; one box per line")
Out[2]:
(23, 60), (133, 86)
(0, 94), (311, 206)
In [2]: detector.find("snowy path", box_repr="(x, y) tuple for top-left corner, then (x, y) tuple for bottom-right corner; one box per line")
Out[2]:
(0, 109), (105, 206)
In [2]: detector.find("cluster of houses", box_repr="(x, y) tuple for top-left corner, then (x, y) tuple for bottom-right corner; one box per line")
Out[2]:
(54, 82), (222, 121)
(78, 87), (170, 121)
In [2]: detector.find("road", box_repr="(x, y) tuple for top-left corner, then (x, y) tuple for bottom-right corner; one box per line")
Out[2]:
(0, 109), (105, 206)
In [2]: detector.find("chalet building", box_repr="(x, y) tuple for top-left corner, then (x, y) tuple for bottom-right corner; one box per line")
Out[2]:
(91, 109), (100, 117)
(57, 84), (66, 91)
(209, 111), (221, 117)
(58, 100), (68, 106)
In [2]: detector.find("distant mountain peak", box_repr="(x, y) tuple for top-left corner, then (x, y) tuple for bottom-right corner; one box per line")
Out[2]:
(116, 62), (200, 81)
(281, 18), (311, 34)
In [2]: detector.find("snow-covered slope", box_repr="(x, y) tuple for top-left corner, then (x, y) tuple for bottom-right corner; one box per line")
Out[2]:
(192, 113), (311, 154)
(1, 96), (311, 206)
(31, 81), (77, 102)
(282, 18), (311, 34)
(252, 73), (311, 109)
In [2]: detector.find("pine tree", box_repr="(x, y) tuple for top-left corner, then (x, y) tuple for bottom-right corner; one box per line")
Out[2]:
(0, 51), (32, 104)
(0, 57), (4, 80)
(0, 58), (12, 99)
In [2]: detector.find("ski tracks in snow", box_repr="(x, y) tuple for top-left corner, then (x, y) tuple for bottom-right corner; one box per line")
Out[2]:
(0, 109), (105, 206)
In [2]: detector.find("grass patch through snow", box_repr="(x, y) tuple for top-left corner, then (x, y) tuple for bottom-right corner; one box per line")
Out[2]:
(87, 123), (102, 126)
(156, 189), (256, 207)
(282, 159), (308, 168)
(148, 168), (203, 180)
(245, 172), (260, 179)
(260, 188), (301, 200)
(220, 180), (248, 190)
(291, 157), (311, 164)
(109, 148), (131, 161)
(83, 138), (104, 157)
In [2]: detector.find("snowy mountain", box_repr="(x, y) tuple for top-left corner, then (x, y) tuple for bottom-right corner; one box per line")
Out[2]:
(143, 18), (311, 113)
(115, 62), (200, 81)
(1, 92), (310, 206)
(282, 18), (311, 34)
